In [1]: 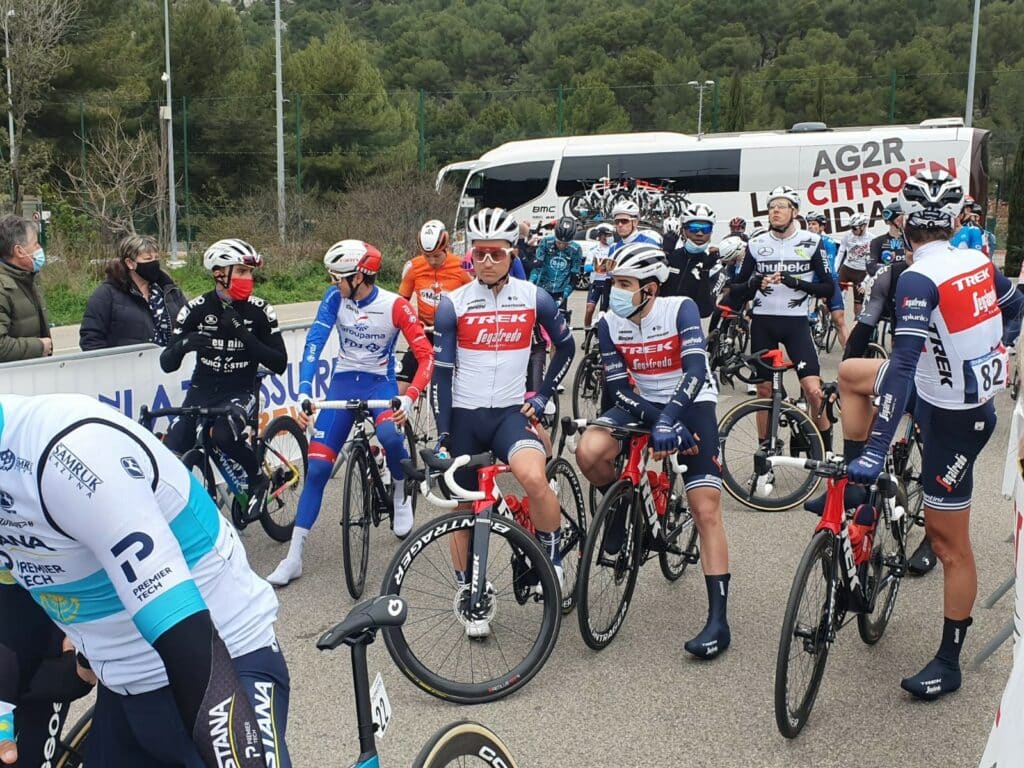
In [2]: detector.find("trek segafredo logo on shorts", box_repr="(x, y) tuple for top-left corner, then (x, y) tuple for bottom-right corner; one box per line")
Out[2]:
(936, 453), (969, 493)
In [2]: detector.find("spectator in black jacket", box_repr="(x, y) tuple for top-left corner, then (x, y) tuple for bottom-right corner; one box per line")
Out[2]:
(79, 235), (187, 350)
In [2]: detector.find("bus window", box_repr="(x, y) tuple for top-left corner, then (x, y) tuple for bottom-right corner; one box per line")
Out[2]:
(464, 161), (554, 212)
(555, 150), (741, 195)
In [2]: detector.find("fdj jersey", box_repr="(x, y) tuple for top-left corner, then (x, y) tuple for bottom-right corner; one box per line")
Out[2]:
(0, 394), (278, 695)
(736, 230), (831, 316)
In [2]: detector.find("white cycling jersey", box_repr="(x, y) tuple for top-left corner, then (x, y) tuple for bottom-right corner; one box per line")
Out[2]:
(0, 394), (277, 695)
(737, 229), (830, 317)
(837, 231), (872, 271)
(587, 242), (612, 284)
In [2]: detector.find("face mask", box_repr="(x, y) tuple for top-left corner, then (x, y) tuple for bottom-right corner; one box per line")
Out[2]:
(683, 239), (708, 254)
(227, 274), (254, 302)
(30, 248), (45, 273)
(609, 286), (642, 318)
(134, 260), (161, 283)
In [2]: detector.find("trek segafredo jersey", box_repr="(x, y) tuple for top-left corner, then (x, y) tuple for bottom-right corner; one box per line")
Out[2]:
(737, 230), (832, 316)
(0, 394), (277, 695)
(893, 242), (1017, 408)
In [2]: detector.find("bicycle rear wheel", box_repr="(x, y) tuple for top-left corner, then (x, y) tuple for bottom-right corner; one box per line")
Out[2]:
(571, 354), (603, 423)
(181, 449), (216, 500)
(413, 720), (519, 768)
(718, 399), (823, 512)
(866, 342), (888, 360)
(577, 481), (642, 650)
(546, 457), (587, 614)
(54, 706), (92, 768)
(341, 442), (372, 599)
(258, 415), (308, 542)
(775, 530), (835, 739)
(659, 462), (698, 581)
(857, 488), (906, 645)
(380, 511), (561, 704)
(892, 414), (925, 554)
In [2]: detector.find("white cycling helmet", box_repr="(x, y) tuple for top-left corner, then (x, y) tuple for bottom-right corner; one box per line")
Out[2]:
(610, 199), (641, 219)
(591, 223), (614, 238)
(466, 207), (518, 244)
(716, 235), (747, 263)
(750, 226), (768, 239)
(418, 220), (449, 254)
(848, 213), (869, 228)
(662, 217), (682, 234)
(610, 242), (671, 284)
(323, 239), (382, 276)
(639, 229), (663, 246)
(766, 185), (801, 209)
(681, 202), (715, 225)
(899, 170), (964, 230)
(203, 239), (263, 270)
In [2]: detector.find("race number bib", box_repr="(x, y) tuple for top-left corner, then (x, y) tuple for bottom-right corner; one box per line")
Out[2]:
(966, 345), (1009, 404)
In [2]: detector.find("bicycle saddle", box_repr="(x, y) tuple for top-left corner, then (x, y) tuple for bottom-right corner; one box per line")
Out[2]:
(317, 595), (408, 650)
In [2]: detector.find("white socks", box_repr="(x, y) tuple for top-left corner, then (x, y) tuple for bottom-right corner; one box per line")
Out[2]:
(266, 527), (310, 586)
(393, 484), (414, 538)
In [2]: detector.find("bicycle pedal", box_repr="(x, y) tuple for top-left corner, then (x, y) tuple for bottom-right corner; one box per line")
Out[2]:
(684, 550), (701, 565)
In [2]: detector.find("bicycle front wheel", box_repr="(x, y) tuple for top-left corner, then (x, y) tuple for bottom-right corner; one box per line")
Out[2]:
(413, 720), (519, 768)
(54, 706), (92, 768)
(341, 442), (372, 599)
(546, 457), (587, 614)
(258, 415), (308, 542)
(775, 530), (835, 739)
(719, 399), (823, 512)
(577, 480), (642, 650)
(381, 511), (561, 704)
(571, 354), (603, 424)
(857, 487), (906, 645)
(659, 461), (698, 582)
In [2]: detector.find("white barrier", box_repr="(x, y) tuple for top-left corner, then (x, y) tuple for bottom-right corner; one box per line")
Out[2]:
(0, 322), (338, 432)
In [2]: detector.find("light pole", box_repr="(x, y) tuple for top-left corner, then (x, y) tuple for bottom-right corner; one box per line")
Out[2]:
(688, 80), (715, 139)
(965, 0), (981, 127)
(162, 0), (178, 261)
(274, 0), (286, 243)
(3, 9), (13, 184)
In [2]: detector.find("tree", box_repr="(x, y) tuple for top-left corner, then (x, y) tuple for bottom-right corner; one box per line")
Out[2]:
(722, 70), (746, 132)
(3, 0), (81, 204)
(1007, 130), (1024, 277)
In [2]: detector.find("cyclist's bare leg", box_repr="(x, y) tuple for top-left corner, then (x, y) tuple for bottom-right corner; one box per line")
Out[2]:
(574, 427), (619, 487)
(837, 358), (885, 441)
(799, 374), (829, 434)
(756, 381), (772, 438)
(397, 381), (410, 396)
(688, 487), (727, 574)
(924, 506), (975, 619)
(584, 302), (596, 328)
(449, 507), (474, 576)
(831, 309), (849, 347)
(508, 447), (560, 532)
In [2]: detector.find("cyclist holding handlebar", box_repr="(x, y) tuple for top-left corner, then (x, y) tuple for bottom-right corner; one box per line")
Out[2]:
(267, 240), (433, 587)
(575, 242), (732, 659)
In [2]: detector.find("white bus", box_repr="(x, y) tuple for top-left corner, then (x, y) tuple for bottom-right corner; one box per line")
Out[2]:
(436, 118), (990, 243)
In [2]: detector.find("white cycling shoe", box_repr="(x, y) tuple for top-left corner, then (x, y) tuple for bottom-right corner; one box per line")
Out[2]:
(266, 557), (302, 587)
(393, 485), (414, 539)
(534, 564), (564, 599)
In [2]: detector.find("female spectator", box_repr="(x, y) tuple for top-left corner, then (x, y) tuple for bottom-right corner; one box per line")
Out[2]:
(79, 235), (187, 350)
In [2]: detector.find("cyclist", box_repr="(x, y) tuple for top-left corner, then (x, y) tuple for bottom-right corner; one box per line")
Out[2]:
(609, 199), (659, 254)
(0, 393), (290, 767)
(845, 170), (1024, 701)
(664, 203), (718, 316)
(584, 223), (615, 328)
(836, 212), (872, 315)
(574, 242), (731, 659)
(396, 220), (472, 397)
(432, 207), (575, 631)
(806, 211), (849, 348)
(160, 239), (287, 520)
(729, 186), (835, 449)
(951, 199), (986, 253)
(530, 215), (584, 309)
(729, 216), (748, 240)
(267, 240), (434, 586)
(661, 215), (683, 254)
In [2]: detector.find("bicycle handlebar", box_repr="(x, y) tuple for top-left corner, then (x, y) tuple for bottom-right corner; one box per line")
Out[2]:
(758, 452), (897, 495)
(309, 398), (401, 414)
(139, 404), (237, 421)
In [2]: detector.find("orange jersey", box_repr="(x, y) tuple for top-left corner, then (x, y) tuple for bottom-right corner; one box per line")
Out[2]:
(398, 253), (472, 327)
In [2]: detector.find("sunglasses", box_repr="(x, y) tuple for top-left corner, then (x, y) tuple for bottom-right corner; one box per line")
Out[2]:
(613, 218), (634, 225)
(768, 203), (794, 212)
(685, 223), (713, 235)
(472, 246), (512, 264)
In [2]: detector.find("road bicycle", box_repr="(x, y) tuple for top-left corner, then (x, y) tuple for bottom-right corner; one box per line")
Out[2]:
(717, 350), (825, 512)
(770, 454), (909, 738)
(574, 420), (700, 650)
(309, 397), (421, 599)
(140, 391), (307, 542)
(707, 303), (751, 385)
(379, 444), (585, 703)
(318, 595), (520, 767)
(40, 704), (92, 768)
(809, 298), (837, 354)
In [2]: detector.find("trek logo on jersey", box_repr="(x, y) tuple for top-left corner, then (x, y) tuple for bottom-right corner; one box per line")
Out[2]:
(0, 450), (31, 474)
(928, 325), (954, 387)
(48, 443), (103, 497)
(458, 310), (534, 350)
(120, 457), (146, 480)
(938, 264), (999, 333)
(936, 453), (969, 493)
(615, 337), (682, 373)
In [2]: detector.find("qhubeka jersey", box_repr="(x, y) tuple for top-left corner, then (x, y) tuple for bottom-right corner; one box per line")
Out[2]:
(299, 285), (433, 399)
(0, 394), (278, 699)
(734, 230), (832, 316)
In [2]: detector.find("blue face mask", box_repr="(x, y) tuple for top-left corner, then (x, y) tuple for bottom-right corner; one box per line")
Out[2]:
(31, 248), (45, 273)
(609, 286), (641, 318)
(683, 239), (708, 254)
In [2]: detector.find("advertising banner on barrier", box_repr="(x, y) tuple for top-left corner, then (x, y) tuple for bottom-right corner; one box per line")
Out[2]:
(0, 324), (338, 433)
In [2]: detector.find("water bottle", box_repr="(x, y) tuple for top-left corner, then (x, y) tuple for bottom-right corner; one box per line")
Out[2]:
(371, 444), (391, 485)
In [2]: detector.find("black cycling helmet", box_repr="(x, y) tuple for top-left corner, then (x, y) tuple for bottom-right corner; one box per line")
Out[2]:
(806, 211), (827, 225)
(554, 216), (577, 244)
(882, 202), (902, 223)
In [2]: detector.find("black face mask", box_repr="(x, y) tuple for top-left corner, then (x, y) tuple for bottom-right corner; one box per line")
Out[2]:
(134, 260), (162, 283)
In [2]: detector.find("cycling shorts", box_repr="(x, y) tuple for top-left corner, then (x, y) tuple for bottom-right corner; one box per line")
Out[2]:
(915, 398), (996, 511)
(593, 402), (722, 492)
(87, 643), (291, 768)
(827, 281), (845, 314)
(448, 406), (545, 492)
(838, 265), (867, 304)
(164, 385), (257, 454)
(750, 315), (820, 379)
(396, 331), (434, 385)
(587, 281), (610, 309)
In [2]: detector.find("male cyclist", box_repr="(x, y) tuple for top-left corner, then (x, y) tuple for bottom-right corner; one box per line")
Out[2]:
(530, 215), (584, 309)
(609, 199), (659, 255)
(267, 241), (433, 586)
(844, 170), (1024, 701)
(728, 216), (748, 241)
(730, 186), (835, 448)
(0, 393), (290, 767)
(432, 207), (575, 631)
(806, 211), (849, 347)
(575, 243), (731, 659)
(584, 223), (615, 328)
(866, 202), (906, 277)
(664, 203), (718, 317)
(397, 220), (471, 397)
(835, 212), (872, 315)
(161, 239), (287, 519)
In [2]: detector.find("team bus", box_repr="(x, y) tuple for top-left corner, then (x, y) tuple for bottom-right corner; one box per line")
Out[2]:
(435, 118), (989, 243)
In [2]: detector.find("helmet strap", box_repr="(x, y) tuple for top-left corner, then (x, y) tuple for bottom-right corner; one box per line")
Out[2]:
(478, 268), (511, 291)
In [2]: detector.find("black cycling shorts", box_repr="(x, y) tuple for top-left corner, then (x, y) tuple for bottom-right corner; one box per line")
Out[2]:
(449, 406), (545, 492)
(915, 398), (996, 511)
(593, 402), (722, 492)
(163, 386), (257, 454)
(587, 280), (610, 310)
(749, 315), (820, 379)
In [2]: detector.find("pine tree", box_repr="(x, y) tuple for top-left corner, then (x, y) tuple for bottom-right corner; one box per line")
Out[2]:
(1007, 130), (1024, 276)
(722, 70), (746, 132)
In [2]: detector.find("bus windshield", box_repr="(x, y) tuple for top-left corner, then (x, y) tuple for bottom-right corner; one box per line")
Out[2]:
(464, 160), (554, 213)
